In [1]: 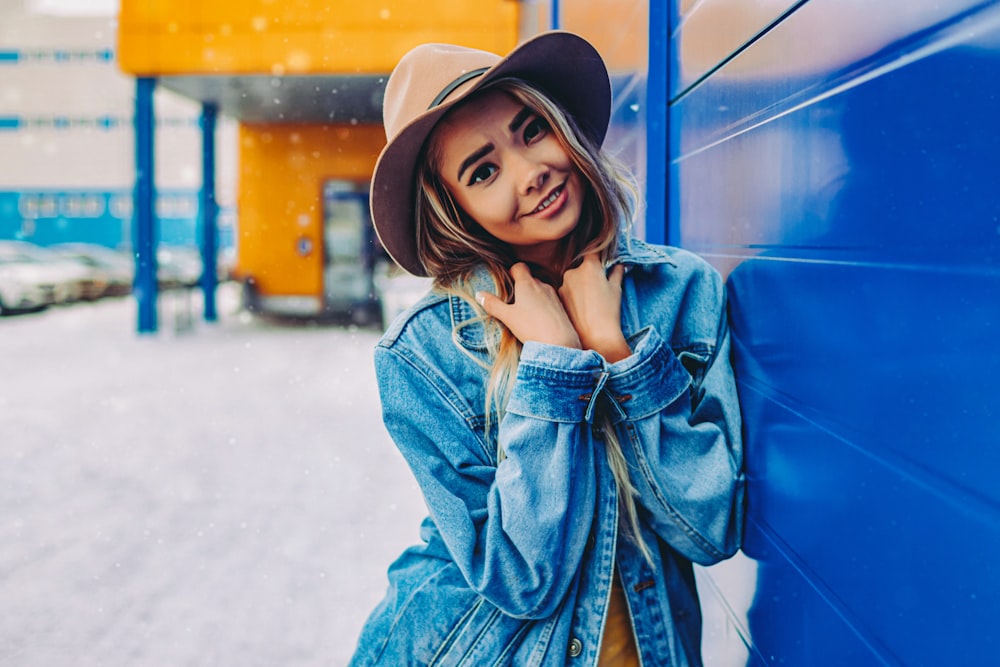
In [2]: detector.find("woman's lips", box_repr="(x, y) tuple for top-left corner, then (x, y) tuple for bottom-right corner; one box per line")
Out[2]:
(526, 183), (566, 218)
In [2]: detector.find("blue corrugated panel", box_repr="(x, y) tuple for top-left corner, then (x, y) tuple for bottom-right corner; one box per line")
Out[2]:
(672, 0), (1000, 664)
(670, 0), (804, 96)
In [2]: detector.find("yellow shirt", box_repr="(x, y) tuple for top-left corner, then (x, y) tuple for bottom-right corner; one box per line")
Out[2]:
(598, 573), (640, 666)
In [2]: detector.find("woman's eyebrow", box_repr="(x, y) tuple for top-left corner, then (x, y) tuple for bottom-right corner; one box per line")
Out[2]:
(457, 143), (494, 182)
(456, 107), (533, 182)
(508, 107), (532, 133)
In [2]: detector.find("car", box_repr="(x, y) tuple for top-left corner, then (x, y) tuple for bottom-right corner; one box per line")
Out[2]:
(0, 240), (101, 302)
(49, 242), (134, 297)
(157, 246), (204, 289)
(121, 245), (206, 290)
(0, 246), (56, 314)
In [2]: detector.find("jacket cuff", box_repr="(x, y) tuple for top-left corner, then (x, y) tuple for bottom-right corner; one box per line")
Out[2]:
(506, 343), (606, 423)
(605, 327), (691, 421)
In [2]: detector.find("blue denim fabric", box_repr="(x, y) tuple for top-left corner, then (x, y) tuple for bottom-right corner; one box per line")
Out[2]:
(350, 238), (744, 666)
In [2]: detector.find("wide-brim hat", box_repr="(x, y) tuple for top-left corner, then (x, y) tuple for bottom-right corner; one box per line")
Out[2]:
(370, 31), (612, 276)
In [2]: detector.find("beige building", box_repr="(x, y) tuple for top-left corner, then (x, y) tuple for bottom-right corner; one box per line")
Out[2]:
(0, 0), (236, 248)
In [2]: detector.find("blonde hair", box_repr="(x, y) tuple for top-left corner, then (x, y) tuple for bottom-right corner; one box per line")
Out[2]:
(414, 78), (652, 563)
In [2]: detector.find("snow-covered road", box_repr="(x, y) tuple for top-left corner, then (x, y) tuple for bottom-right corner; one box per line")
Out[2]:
(0, 286), (755, 666)
(1, 288), (426, 666)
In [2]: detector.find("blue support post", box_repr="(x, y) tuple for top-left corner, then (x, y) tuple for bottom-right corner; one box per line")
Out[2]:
(645, 0), (669, 245)
(134, 77), (158, 333)
(551, 0), (560, 29)
(200, 103), (219, 322)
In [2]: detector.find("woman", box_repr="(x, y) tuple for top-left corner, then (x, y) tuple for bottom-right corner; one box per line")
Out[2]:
(351, 31), (744, 666)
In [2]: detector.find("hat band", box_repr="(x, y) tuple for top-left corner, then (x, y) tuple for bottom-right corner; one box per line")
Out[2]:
(428, 67), (490, 109)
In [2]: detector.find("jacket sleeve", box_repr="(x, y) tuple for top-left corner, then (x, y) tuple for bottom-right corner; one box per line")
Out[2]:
(603, 283), (745, 565)
(374, 341), (606, 619)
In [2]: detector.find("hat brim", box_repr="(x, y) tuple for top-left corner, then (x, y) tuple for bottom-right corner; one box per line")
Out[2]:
(370, 31), (612, 277)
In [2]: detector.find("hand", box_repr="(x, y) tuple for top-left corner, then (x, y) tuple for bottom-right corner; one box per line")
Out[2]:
(558, 253), (631, 362)
(476, 263), (582, 349)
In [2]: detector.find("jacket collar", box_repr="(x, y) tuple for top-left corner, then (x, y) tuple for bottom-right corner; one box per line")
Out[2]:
(448, 269), (496, 351)
(611, 236), (677, 269)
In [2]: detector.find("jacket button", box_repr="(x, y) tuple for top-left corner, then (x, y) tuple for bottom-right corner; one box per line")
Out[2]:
(568, 637), (583, 657)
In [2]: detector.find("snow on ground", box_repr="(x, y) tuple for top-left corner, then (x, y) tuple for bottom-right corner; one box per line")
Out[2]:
(0, 285), (756, 666)
(0, 286), (427, 666)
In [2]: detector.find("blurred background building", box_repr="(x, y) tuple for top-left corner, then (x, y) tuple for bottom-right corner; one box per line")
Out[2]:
(1, 0), (649, 326)
(0, 0), (238, 252)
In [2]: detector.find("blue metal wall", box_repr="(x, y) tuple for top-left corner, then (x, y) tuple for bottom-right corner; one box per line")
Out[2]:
(672, 1), (1000, 664)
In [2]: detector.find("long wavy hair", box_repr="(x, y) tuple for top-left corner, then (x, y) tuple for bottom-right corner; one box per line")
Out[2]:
(413, 77), (651, 562)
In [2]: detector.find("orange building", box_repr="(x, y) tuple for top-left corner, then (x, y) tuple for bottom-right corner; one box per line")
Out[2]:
(117, 0), (520, 321)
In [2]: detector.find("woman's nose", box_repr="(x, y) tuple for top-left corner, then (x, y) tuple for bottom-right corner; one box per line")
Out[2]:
(516, 155), (549, 195)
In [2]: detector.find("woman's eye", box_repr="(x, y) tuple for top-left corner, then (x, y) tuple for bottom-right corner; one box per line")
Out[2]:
(523, 117), (548, 143)
(468, 164), (497, 185)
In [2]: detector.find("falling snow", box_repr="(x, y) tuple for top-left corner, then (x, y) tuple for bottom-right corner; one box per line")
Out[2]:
(0, 285), (426, 666)
(0, 284), (755, 666)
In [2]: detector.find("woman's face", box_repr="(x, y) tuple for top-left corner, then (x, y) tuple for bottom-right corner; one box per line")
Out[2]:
(431, 89), (584, 268)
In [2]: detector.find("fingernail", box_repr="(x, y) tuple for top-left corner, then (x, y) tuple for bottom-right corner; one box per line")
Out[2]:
(475, 292), (486, 307)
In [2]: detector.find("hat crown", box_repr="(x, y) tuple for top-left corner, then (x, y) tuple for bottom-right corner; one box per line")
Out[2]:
(383, 43), (501, 142)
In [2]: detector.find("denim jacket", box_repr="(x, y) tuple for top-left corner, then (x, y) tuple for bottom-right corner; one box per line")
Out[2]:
(350, 238), (744, 666)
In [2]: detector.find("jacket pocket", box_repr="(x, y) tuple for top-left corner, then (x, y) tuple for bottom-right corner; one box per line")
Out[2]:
(428, 567), (532, 667)
(430, 592), (532, 667)
(378, 560), (529, 667)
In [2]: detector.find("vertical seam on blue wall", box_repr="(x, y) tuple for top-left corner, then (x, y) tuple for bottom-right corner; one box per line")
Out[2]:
(646, 0), (668, 245)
